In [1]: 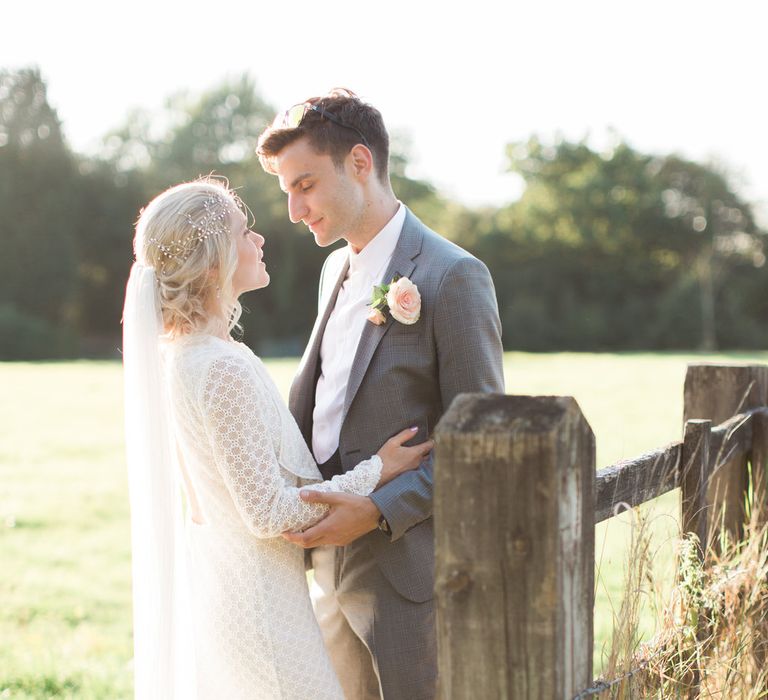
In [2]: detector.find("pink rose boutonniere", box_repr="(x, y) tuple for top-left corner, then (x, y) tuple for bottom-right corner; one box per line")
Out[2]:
(368, 274), (421, 326)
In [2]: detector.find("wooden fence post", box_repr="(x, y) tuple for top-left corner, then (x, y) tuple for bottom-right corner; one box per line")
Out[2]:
(678, 419), (712, 700)
(680, 419), (711, 556)
(434, 394), (595, 700)
(750, 410), (768, 509)
(683, 365), (768, 545)
(749, 409), (768, 700)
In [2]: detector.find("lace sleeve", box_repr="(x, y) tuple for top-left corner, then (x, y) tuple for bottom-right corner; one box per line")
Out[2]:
(201, 353), (382, 537)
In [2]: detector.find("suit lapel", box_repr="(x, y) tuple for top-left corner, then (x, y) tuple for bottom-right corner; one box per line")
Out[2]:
(289, 255), (349, 445)
(342, 210), (423, 421)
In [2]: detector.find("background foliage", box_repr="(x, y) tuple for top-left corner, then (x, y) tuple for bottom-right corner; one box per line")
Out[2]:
(0, 67), (765, 359)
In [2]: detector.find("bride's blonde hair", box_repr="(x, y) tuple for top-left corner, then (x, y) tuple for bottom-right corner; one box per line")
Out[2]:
(134, 176), (246, 337)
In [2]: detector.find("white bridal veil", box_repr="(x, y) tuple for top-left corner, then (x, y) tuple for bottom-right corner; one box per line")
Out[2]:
(122, 263), (196, 699)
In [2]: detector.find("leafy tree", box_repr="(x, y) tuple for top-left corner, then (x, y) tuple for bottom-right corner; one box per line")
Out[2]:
(3, 68), (766, 357)
(69, 160), (144, 348)
(653, 156), (764, 349)
(0, 67), (78, 328)
(488, 137), (767, 350)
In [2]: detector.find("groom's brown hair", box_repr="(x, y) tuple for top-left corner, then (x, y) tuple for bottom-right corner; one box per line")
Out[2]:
(257, 88), (390, 183)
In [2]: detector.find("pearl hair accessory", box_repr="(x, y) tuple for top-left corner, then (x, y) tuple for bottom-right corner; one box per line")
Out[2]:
(149, 191), (237, 273)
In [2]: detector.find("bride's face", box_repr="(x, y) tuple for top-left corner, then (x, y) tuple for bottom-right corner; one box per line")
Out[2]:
(231, 210), (269, 295)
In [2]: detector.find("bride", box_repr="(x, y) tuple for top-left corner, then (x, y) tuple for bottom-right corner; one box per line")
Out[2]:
(122, 177), (432, 699)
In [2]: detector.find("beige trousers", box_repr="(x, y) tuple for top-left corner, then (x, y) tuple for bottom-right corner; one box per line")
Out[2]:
(311, 545), (381, 700)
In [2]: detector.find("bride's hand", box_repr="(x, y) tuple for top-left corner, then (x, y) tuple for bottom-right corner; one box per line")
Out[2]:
(375, 427), (434, 487)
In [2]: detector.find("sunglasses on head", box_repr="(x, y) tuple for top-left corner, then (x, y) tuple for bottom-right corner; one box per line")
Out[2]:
(281, 102), (371, 150)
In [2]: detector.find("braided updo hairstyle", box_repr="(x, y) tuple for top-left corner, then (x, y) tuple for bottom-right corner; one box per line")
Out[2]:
(134, 177), (246, 337)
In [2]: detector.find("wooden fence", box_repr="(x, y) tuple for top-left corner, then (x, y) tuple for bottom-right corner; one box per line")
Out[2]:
(434, 364), (768, 699)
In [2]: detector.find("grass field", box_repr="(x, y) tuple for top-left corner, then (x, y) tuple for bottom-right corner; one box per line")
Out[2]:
(2, 351), (767, 698)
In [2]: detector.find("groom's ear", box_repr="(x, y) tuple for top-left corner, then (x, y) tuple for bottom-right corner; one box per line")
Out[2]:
(348, 143), (373, 181)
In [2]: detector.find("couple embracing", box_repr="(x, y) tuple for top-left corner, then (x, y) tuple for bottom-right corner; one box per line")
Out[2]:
(122, 89), (504, 700)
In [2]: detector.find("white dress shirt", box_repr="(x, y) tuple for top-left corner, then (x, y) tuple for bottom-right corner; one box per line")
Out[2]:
(312, 203), (406, 464)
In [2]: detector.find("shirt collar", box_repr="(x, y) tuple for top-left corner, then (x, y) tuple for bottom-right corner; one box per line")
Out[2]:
(348, 202), (405, 280)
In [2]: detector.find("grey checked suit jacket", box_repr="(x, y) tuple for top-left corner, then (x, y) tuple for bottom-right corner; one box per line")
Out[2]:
(288, 207), (505, 603)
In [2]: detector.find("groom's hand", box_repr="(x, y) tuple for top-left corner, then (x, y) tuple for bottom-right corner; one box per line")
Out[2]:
(281, 492), (380, 547)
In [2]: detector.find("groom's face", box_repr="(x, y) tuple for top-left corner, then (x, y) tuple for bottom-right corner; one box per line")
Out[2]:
(274, 136), (363, 248)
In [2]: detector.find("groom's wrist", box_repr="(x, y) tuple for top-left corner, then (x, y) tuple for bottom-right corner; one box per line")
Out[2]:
(363, 496), (382, 532)
(366, 497), (392, 537)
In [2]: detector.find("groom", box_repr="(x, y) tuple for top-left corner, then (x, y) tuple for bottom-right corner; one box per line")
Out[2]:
(257, 89), (504, 700)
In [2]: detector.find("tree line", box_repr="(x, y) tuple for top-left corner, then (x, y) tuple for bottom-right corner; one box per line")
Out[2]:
(0, 67), (765, 359)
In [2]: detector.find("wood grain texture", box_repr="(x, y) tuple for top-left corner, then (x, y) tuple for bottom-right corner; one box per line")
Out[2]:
(595, 443), (681, 523)
(680, 419), (711, 553)
(750, 409), (768, 507)
(684, 365), (768, 543)
(434, 394), (594, 700)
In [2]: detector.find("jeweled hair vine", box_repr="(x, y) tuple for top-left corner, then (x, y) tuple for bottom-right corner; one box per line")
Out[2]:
(134, 177), (245, 337)
(147, 191), (236, 273)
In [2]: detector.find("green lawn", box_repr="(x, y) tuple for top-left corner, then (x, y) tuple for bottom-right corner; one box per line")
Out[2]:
(2, 351), (767, 698)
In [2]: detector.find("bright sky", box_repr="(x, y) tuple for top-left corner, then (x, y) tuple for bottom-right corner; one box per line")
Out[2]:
(4, 0), (767, 221)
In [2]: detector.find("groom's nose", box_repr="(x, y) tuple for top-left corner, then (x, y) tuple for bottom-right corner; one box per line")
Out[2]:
(288, 193), (308, 224)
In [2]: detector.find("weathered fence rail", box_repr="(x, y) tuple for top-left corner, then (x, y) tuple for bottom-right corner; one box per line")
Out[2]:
(594, 408), (764, 525)
(434, 364), (768, 699)
(594, 443), (680, 523)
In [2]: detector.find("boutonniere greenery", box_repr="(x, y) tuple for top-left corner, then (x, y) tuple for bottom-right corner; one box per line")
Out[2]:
(367, 274), (422, 326)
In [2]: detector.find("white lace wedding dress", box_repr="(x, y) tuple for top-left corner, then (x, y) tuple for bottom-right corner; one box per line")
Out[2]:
(161, 334), (382, 700)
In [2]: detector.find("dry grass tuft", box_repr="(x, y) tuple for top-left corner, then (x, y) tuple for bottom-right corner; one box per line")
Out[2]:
(594, 467), (768, 699)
